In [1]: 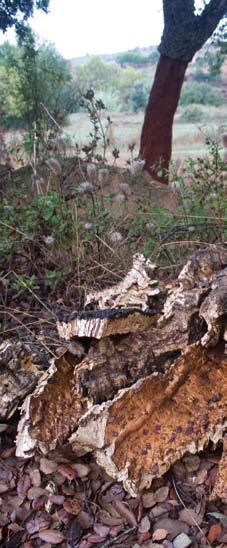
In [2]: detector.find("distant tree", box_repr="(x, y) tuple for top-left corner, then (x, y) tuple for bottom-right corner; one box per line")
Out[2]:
(76, 57), (120, 93)
(140, 0), (227, 183)
(0, 0), (49, 34)
(0, 31), (74, 130)
(116, 51), (149, 67)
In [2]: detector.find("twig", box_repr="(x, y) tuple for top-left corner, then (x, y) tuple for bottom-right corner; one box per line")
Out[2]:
(40, 102), (63, 132)
(99, 525), (137, 548)
(172, 477), (211, 547)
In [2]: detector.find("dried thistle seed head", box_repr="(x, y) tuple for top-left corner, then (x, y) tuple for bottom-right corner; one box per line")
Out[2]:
(87, 163), (97, 182)
(109, 231), (123, 243)
(119, 183), (130, 192)
(32, 175), (45, 187)
(98, 168), (109, 185)
(44, 235), (55, 245)
(170, 180), (181, 192)
(129, 159), (145, 176)
(46, 157), (62, 174)
(77, 181), (94, 194)
(114, 192), (126, 202)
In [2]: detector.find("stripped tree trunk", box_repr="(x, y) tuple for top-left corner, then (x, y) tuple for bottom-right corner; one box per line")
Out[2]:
(140, 56), (188, 183)
(140, 0), (227, 184)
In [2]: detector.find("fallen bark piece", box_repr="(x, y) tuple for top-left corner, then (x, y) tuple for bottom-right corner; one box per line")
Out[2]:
(57, 308), (157, 340)
(0, 339), (44, 420)
(84, 253), (159, 310)
(209, 435), (227, 503)
(15, 245), (227, 497)
(16, 353), (87, 457)
(70, 344), (226, 495)
(178, 244), (227, 289)
(200, 268), (227, 347)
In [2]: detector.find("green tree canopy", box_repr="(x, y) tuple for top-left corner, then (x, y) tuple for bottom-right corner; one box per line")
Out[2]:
(0, 0), (49, 33)
(0, 32), (77, 128)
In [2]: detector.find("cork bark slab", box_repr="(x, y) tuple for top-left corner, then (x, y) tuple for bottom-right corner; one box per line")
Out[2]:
(15, 245), (227, 498)
(70, 344), (227, 496)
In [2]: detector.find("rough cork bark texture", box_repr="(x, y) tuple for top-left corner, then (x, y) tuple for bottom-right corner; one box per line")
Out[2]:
(0, 340), (43, 420)
(15, 245), (227, 497)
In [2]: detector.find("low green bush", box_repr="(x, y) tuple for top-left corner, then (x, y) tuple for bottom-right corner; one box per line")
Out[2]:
(181, 105), (204, 122)
(180, 82), (223, 106)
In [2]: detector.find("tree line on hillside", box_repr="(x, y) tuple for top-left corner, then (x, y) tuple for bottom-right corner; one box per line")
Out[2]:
(0, 0), (226, 184)
(0, 32), (224, 133)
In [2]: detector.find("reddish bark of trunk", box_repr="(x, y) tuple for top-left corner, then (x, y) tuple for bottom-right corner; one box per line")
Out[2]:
(140, 55), (188, 184)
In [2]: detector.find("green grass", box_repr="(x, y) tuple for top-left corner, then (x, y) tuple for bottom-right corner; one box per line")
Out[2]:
(64, 104), (227, 165)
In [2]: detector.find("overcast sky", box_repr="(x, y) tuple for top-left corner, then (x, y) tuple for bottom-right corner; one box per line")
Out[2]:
(0, 0), (205, 59)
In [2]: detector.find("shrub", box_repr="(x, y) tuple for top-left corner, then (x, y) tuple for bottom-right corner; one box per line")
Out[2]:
(95, 89), (121, 111)
(180, 82), (223, 106)
(181, 105), (204, 122)
(130, 82), (149, 113)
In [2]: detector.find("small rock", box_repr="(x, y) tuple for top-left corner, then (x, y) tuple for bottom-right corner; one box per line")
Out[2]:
(173, 533), (191, 548)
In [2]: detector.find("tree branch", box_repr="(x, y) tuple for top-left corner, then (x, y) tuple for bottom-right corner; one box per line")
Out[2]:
(159, 0), (226, 61)
(196, 0), (227, 46)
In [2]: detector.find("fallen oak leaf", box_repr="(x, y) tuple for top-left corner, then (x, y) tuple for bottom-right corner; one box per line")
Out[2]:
(112, 498), (137, 527)
(38, 528), (65, 544)
(152, 528), (168, 541)
(63, 497), (81, 516)
(207, 523), (222, 544)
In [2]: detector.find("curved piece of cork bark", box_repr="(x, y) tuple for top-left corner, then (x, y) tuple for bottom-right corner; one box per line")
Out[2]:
(57, 308), (157, 340)
(16, 245), (227, 498)
(209, 436), (227, 503)
(70, 344), (226, 496)
(0, 339), (43, 420)
(84, 253), (158, 310)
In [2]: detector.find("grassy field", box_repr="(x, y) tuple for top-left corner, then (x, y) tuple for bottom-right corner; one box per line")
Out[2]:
(64, 104), (227, 166)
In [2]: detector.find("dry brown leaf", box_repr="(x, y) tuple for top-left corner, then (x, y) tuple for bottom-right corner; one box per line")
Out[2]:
(57, 464), (76, 481)
(142, 492), (156, 509)
(154, 486), (169, 503)
(152, 528), (168, 541)
(63, 497), (81, 516)
(38, 529), (65, 544)
(112, 499), (137, 527)
(179, 508), (203, 526)
(207, 523), (222, 544)
(138, 515), (150, 533)
(40, 458), (58, 475)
